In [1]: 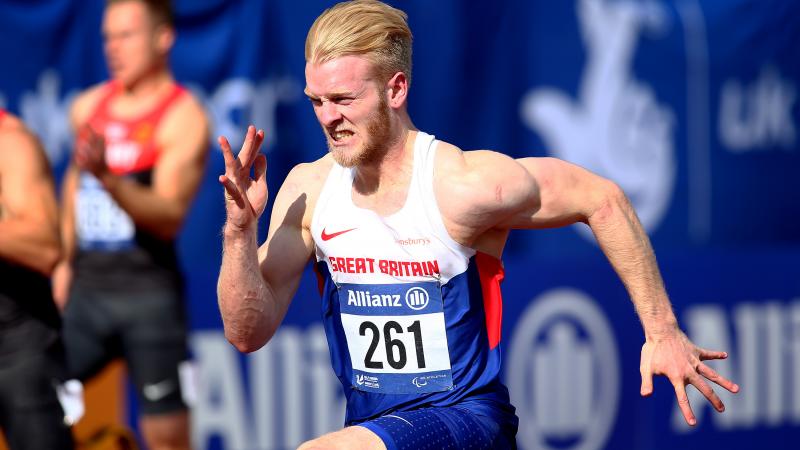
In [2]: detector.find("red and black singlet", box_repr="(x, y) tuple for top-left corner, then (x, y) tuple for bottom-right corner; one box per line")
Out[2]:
(72, 81), (188, 292)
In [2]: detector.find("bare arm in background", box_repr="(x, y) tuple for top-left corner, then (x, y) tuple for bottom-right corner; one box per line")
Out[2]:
(51, 91), (93, 309)
(0, 115), (60, 276)
(52, 163), (78, 309)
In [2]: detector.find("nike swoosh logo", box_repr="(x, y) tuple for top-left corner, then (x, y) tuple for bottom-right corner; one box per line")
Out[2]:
(142, 379), (177, 402)
(321, 227), (357, 241)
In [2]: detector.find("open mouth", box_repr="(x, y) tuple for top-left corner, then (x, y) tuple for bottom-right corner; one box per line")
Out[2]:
(330, 129), (355, 143)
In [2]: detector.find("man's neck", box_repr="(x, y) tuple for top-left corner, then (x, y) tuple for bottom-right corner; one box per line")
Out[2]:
(118, 65), (173, 99)
(353, 125), (417, 196)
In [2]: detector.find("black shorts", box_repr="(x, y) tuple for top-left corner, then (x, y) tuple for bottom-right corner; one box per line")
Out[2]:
(0, 345), (74, 450)
(62, 284), (189, 415)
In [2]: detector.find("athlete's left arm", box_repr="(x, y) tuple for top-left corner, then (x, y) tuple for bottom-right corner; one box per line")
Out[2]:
(0, 122), (61, 275)
(78, 95), (210, 240)
(458, 153), (740, 425)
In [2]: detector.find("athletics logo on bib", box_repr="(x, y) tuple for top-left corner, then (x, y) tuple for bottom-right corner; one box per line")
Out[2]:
(339, 281), (453, 394)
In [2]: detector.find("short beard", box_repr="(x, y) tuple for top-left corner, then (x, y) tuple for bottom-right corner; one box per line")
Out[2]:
(327, 93), (392, 168)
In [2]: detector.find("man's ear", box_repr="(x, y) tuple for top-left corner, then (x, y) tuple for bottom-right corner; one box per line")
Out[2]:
(155, 24), (175, 56)
(385, 72), (409, 109)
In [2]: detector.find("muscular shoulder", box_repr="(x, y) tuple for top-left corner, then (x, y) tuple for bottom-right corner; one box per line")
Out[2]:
(162, 89), (207, 130)
(0, 111), (25, 134)
(0, 118), (49, 175)
(433, 140), (538, 242)
(282, 153), (334, 205)
(287, 154), (334, 187)
(435, 142), (534, 210)
(70, 83), (108, 128)
(158, 90), (209, 150)
(0, 113), (38, 155)
(269, 154), (334, 231)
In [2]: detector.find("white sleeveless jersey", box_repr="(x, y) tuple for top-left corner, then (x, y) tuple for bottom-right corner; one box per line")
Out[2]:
(310, 131), (513, 425)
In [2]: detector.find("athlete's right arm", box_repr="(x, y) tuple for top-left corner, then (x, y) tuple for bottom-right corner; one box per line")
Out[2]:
(217, 127), (317, 353)
(0, 117), (61, 275)
(52, 164), (78, 309)
(52, 88), (103, 308)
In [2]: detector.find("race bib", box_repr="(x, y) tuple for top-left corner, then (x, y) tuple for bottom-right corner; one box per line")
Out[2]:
(339, 281), (453, 394)
(75, 173), (135, 250)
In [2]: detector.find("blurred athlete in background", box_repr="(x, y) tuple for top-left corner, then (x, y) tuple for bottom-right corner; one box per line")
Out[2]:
(0, 109), (73, 449)
(53, 1), (209, 449)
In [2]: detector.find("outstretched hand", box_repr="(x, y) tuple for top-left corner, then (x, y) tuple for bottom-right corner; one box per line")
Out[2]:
(219, 125), (267, 232)
(640, 329), (740, 426)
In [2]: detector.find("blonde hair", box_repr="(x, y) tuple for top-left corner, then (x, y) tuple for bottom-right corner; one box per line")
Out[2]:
(305, 0), (412, 83)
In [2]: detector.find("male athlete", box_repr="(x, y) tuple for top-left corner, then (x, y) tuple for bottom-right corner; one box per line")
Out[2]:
(0, 110), (73, 449)
(217, 1), (739, 449)
(54, 1), (209, 449)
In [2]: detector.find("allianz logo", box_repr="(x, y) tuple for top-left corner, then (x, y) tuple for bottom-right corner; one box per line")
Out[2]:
(508, 288), (619, 450)
(508, 288), (800, 450)
(346, 287), (430, 310)
(347, 290), (401, 308)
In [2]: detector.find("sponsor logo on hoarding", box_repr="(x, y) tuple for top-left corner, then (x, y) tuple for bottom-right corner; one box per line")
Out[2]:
(508, 288), (620, 450)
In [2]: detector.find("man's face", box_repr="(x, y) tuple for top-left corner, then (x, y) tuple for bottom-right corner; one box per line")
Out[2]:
(305, 56), (392, 167)
(102, 1), (167, 88)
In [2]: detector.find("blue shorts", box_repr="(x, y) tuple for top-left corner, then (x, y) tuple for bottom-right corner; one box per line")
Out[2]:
(358, 406), (516, 450)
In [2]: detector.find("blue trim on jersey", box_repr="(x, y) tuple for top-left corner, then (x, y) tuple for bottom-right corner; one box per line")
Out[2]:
(315, 257), (517, 429)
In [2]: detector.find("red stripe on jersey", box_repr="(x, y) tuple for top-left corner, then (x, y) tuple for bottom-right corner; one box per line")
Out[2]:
(476, 251), (504, 350)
